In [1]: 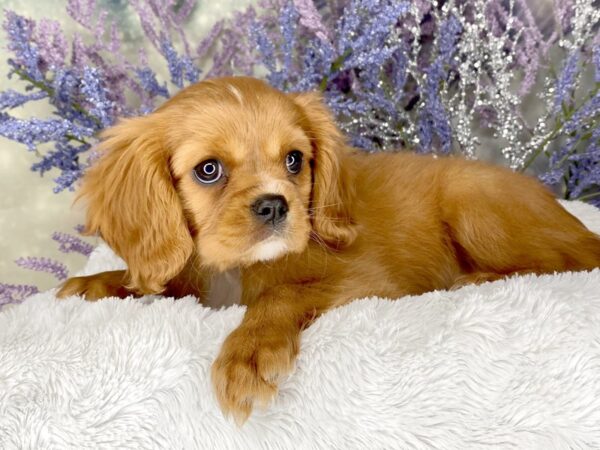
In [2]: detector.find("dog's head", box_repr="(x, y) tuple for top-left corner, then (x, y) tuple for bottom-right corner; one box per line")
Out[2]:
(81, 77), (356, 293)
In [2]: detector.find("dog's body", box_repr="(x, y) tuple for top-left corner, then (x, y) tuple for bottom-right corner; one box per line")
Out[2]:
(58, 77), (600, 423)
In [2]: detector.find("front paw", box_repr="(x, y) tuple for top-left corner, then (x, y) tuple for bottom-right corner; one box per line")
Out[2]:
(211, 326), (298, 424)
(57, 270), (133, 300)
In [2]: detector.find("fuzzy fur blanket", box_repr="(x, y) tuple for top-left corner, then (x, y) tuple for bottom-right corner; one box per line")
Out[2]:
(1, 201), (600, 449)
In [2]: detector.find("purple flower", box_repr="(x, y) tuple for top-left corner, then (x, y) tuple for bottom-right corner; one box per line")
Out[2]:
(31, 142), (89, 175)
(3, 10), (43, 81)
(565, 128), (600, 199)
(279, 2), (299, 83)
(53, 168), (85, 193)
(540, 124), (600, 204)
(437, 15), (462, 64)
(486, 0), (544, 96)
(15, 257), (68, 281)
(135, 67), (170, 100)
(81, 67), (116, 127)
(418, 16), (462, 154)
(539, 168), (564, 186)
(292, 37), (336, 91)
(67, 0), (96, 29)
(1, 0), (599, 209)
(52, 232), (94, 256)
(35, 19), (68, 70)
(0, 283), (39, 307)
(0, 114), (93, 151)
(0, 89), (47, 110)
(52, 68), (80, 106)
(293, 0), (331, 43)
(338, 1), (410, 70)
(554, 51), (579, 113)
(563, 92), (600, 134)
(252, 22), (278, 74)
(539, 136), (574, 189)
(130, 0), (196, 57)
(160, 38), (200, 89)
(207, 8), (258, 78)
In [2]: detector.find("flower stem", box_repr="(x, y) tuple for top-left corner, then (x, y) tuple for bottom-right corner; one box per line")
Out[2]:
(576, 191), (600, 201)
(319, 48), (353, 91)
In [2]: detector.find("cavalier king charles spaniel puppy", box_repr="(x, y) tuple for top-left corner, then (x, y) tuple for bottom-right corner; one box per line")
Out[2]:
(58, 76), (600, 424)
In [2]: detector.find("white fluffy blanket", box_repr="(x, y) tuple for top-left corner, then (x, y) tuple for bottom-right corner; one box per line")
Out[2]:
(2, 201), (600, 449)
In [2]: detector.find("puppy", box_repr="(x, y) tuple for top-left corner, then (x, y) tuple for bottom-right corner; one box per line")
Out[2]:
(58, 76), (600, 424)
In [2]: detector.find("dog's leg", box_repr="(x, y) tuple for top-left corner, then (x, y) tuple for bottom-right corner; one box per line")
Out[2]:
(57, 270), (136, 300)
(443, 169), (600, 283)
(57, 256), (210, 301)
(211, 282), (330, 425)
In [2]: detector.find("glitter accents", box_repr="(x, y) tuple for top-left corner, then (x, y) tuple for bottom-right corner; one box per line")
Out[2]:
(1, 0), (599, 203)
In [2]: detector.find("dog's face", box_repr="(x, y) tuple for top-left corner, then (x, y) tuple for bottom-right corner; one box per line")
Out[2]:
(80, 77), (356, 293)
(169, 80), (314, 270)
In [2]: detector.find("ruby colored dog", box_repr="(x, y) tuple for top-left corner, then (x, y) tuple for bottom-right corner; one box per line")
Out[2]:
(58, 77), (600, 423)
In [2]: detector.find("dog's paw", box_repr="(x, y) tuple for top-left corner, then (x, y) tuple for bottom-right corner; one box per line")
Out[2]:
(57, 270), (133, 300)
(211, 325), (298, 425)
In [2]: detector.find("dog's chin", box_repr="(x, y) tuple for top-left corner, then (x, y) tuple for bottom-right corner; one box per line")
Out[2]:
(246, 236), (289, 264)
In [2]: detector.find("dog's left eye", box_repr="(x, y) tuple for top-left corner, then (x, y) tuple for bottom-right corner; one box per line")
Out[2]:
(193, 159), (223, 184)
(285, 150), (303, 174)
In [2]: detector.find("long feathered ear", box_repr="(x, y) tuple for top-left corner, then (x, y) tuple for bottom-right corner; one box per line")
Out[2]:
(79, 115), (194, 294)
(291, 92), (357, 248)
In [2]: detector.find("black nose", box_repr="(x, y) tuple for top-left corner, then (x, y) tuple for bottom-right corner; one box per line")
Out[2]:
(251, 194), (288, 225)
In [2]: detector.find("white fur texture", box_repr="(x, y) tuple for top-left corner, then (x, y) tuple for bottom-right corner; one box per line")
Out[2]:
(249, 237), (288, 262)
(1, 201), (600, 449)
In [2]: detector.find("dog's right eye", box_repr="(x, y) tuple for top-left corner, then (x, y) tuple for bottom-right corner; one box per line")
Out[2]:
(193, 159), (223, 184)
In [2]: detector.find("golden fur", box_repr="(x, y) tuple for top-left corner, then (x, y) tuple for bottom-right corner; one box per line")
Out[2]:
(58, 76), (600, 424)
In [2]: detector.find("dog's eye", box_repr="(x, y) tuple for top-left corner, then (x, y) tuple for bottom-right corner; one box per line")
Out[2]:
(193, 159), (223, 184)
(285, 150), (303, 174)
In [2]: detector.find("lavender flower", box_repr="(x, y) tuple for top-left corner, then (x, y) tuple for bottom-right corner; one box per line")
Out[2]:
(15, 257), (68, 281)
(418, 16), (462, 154)
(563, 92), (600, 134)
(0, 89), (46, 110)
(0, 0), (598, 206)
(0, 283), (39, 307)
(564, 128), (600, 199)
(160, 38), (200, 89)
(437, 15), (462, 64)
(554, 51), (579, 113)
(292, 0), (330, 43)
(3, 10), (43, 81)
(52, 232), (94, 256)
(67, 0), (96, 29)
(252, 22), (278, 75)
(81, 67), (115, 127)
(135, 67), (170, 100)
(31, 142), (89, 177)
(53, 169), (86, 193)
(0, 114), (93, 151)
(279, 2), (299, 85)
(35, 19), (68, 70)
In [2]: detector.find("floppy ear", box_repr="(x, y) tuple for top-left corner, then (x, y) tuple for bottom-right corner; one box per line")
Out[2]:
(80, 115), (194, 294)
(291, 92), (357, 248)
